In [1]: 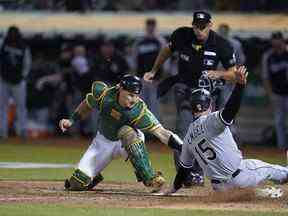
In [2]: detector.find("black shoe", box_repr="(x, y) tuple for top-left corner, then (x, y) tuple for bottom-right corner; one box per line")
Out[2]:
(64, 179), (71, 190)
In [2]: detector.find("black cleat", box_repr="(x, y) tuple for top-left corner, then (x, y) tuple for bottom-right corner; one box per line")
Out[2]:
(64, 179), (71, 190)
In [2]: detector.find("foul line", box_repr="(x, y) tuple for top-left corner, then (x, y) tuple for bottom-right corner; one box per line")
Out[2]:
(0, 162), (74, 169)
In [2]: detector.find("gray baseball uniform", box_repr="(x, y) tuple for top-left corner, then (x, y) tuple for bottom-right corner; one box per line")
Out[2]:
(180, 110), (288, 191)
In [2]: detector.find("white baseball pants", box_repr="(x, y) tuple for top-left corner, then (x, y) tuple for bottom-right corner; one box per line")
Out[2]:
(212, 159), (288, 191)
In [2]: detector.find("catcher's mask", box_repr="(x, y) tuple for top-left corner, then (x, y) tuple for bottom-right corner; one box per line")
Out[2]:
(120, 74), (142, 94)
(190, 88), (211, 113)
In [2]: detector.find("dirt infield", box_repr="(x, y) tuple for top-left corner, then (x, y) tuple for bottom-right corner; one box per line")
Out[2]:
(0, 181), (288, 212)
(1, 138), (288, 211)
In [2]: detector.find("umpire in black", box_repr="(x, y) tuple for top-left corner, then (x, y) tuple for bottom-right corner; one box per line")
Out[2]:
(144, 11), (238, 186)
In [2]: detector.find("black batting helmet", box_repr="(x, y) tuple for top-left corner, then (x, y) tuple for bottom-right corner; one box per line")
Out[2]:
(120, 75), (142, 94)
(190, 88), (211, 113)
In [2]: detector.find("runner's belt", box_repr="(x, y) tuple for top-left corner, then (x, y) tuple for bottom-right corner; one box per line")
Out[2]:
(211, 169), (241, 184)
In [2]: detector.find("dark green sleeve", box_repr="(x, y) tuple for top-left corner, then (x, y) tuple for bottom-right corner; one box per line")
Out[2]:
(132, 104), (160, 132)
(85, 81), (108, 109)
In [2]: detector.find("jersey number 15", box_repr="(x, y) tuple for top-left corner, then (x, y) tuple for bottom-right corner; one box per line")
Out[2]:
(195, 139), (216, 165)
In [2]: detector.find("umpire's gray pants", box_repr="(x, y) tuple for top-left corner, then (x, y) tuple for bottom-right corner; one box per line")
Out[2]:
(174, 83), (193, 138)
(0, 78), (27, 138)
(272, 94), (288, 150)
(141, 80), (160, 120)
(173, 83), (203, 176)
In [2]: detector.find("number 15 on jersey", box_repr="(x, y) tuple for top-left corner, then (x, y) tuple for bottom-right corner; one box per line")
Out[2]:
(195, 138), (216, 165)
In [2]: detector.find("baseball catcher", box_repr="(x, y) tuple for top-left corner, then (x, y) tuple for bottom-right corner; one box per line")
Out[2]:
(59, 75), (182, 192)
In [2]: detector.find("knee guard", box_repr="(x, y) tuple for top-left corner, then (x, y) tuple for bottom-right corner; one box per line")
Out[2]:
(64, 169), (104, 191)
(118, 125), (162, 186)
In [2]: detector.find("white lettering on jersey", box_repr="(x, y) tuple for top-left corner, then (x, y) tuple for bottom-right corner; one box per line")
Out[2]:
(186, 122), (205, 145)
(181, 111), (242, 180)
(204, 51), (216, 56)
(204, 58), (215, 66)
(180, 53), (190, 61)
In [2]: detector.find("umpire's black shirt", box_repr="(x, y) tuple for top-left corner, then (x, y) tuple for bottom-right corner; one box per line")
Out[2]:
(169, 27), (236, 88)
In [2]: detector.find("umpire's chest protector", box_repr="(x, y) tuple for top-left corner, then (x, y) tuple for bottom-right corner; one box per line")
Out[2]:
(174, 29), (234, 87)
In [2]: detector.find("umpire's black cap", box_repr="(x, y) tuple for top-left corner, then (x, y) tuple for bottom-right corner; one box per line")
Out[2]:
(120, 75), (142, 94)
(192, 11), (212, 29)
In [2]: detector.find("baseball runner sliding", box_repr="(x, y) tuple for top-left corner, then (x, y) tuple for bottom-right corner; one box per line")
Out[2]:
(163, 66), (288, 194)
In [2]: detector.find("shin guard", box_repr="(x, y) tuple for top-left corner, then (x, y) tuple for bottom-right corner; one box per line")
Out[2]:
(118, 126), (155, 184)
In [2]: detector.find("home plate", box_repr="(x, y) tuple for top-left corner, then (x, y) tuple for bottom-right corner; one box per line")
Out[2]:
(152, 192), (186, 197)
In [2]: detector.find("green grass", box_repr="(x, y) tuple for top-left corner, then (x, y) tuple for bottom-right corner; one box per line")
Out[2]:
(0, 142), (288, 215)
(0, 204), (286, 216)
(245, 152), (286, 165)
(0, 143), (175, 182)
(0, 142), (286, 182)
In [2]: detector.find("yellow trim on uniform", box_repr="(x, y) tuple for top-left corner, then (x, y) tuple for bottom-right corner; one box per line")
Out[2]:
(92, 81), (108, 101)
(130, 103), (146, 125)
(127, 140), (143, 147)
(140, 123), (161, 132)
(85, 93), (94, 109)
(71, 175), (89, 186)
(147, 124), (161, 132)
(98, 87), (114, 112)
(118, 127), (134, 139)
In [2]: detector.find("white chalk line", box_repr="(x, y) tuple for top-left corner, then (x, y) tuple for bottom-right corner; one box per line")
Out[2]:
(0, 162), (74, 169)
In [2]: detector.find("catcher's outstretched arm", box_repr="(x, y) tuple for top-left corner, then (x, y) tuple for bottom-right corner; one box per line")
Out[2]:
(151, 126), (182, 151)
(70, 100), (93, 123)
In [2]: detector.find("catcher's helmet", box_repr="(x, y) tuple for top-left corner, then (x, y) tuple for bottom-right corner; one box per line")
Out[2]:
(190, 88), (211, 113)
(120, 75), (142, 94)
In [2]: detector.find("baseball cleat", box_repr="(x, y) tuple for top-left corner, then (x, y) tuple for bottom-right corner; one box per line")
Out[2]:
(151, 175), (166, 193)
(255, 186), (283, 198)
(64, 179), (71, 190)
(145, 171), (166, 193)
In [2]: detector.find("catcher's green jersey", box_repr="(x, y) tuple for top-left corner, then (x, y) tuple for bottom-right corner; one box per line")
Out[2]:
(85, 81), (160, 141)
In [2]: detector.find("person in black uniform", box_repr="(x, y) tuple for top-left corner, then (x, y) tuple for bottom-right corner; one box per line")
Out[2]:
(262, 32), (288, 150)
(93, 38), (129, 85)
(134, 18), (167, 119)
(0, 25), (32, 139)
(144, 11), (238, 187)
